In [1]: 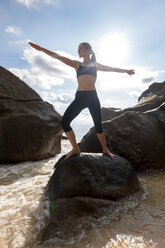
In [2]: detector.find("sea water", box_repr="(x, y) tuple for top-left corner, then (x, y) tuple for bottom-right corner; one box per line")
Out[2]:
(0, 139), (165, 248)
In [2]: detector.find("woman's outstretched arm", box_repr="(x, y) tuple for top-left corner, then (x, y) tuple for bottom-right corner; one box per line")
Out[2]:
(96, 62), (135, 76)
(29, 42), (79, 69)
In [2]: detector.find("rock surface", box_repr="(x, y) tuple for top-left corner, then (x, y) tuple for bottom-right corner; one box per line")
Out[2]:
(101, 107), (122, 121)
(101, 82), (165, 121)
(0, 66), (63, 163)
(47, 152), (139, 201)
(79, 102), (165, 170)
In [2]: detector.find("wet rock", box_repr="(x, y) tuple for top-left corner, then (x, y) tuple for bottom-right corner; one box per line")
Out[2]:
(42, 150), (141, 244)
(78, 103), (165, 170)
(0, 66), (63, 163)
(47, 152), (139, 201)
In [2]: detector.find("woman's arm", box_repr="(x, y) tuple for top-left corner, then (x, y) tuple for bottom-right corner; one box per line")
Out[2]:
(29, 42), (79, 69)
(96, 62), (135, 76)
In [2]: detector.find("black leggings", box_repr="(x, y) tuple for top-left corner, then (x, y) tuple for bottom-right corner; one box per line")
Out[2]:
(61, 90), (103, 133)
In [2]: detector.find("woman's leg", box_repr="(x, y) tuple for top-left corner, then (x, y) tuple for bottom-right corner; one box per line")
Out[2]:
(96, 133), (114, 159)
(61, 95), (85, 159)
(88, 95), (114, 159)
(64, 130), (80, 159)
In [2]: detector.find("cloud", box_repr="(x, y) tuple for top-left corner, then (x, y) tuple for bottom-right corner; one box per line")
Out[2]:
(22, 46), (76, 78)
(55, 93), (74, 103)
(8, 68), (30, 81)
(39, 91), (75, 114)
(5, 26), (23, 36)
(9, 66), (64, 90)
(15, 0), (59, 9)
(9, 46), (77, 90)
(33, 56), (63, 74)
(9, 39), (30, 45)
(98, 88), (140, 109)
(127, 90), (141, 98)
(41, 90), (74, 104)
(142, 77), (155, 84)
(96, 67), (165, 109)
(96, 66), (165, 92)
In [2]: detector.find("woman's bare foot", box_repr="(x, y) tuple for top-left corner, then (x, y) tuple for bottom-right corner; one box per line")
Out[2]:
(103, 147), (114, 159)
(65, 147), (81, 160)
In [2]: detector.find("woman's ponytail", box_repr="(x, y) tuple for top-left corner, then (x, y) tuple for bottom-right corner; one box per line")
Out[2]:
(90, 50), (96, 64)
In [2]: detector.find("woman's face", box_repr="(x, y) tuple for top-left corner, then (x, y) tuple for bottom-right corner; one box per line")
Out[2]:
(78, 44), (90, 58)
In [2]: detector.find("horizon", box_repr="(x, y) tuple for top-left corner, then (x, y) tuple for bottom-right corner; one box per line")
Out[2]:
(1, 0), (165, 138)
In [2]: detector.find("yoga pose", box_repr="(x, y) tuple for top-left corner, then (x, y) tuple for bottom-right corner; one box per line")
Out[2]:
(29, 41), (135, 160)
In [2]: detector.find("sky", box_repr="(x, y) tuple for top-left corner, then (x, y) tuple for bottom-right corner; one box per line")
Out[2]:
(0, 0), (165, 138)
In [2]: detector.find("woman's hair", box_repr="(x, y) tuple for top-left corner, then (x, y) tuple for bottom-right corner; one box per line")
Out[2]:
(80, 42), (96, 64)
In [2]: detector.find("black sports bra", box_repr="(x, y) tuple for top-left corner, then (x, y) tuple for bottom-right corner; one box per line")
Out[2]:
(77, 62), (97, 78)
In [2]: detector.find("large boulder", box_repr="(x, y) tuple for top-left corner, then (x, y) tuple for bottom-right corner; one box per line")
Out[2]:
(101, 82), (165, 121)
(42, 153), (140, 243)
(0, 66), (63, 163)
(78, 103), (165, 170)
(101, 107), (122, 121)
(137, 81), (165, 109)
(48, 153), (139, 202)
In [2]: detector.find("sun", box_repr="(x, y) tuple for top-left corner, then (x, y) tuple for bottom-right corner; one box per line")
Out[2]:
(97, 33), (130, 66)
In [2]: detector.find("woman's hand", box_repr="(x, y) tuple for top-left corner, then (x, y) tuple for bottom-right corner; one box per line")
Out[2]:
(126, 69), (135, 76)
(29, 42), (42, 51)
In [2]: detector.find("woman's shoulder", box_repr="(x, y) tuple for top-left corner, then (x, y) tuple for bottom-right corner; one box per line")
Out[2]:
(72, 60), (81, 70)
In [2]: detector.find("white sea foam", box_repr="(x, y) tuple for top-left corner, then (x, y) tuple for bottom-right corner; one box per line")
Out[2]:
(0, 139), (73, 248)
(103, 234), (156, 248)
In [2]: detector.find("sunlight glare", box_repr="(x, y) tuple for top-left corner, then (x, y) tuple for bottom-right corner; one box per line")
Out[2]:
(97, 33), (130, 66)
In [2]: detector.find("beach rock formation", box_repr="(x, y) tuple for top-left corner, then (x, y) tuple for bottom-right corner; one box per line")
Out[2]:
(47, 152), (139, 202)
(0, 66), (63, 163)
(101, 107), (122, 121)
(42, 153), (141, 243)
(78, 102), (165, 170)
(101, 81), (165, 121)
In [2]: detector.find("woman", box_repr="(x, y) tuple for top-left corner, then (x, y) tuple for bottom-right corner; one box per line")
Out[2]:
(29, 41), (135, 160)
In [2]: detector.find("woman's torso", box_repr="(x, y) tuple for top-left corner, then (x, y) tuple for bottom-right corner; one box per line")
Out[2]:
(76, 62), (97, 91)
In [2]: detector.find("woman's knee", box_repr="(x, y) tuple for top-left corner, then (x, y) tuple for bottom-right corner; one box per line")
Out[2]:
(60, 118), (72, 132)
(89, 108), (103, 133)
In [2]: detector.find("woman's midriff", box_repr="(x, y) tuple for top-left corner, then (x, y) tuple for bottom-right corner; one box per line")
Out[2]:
(77, 75), (96, 91)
